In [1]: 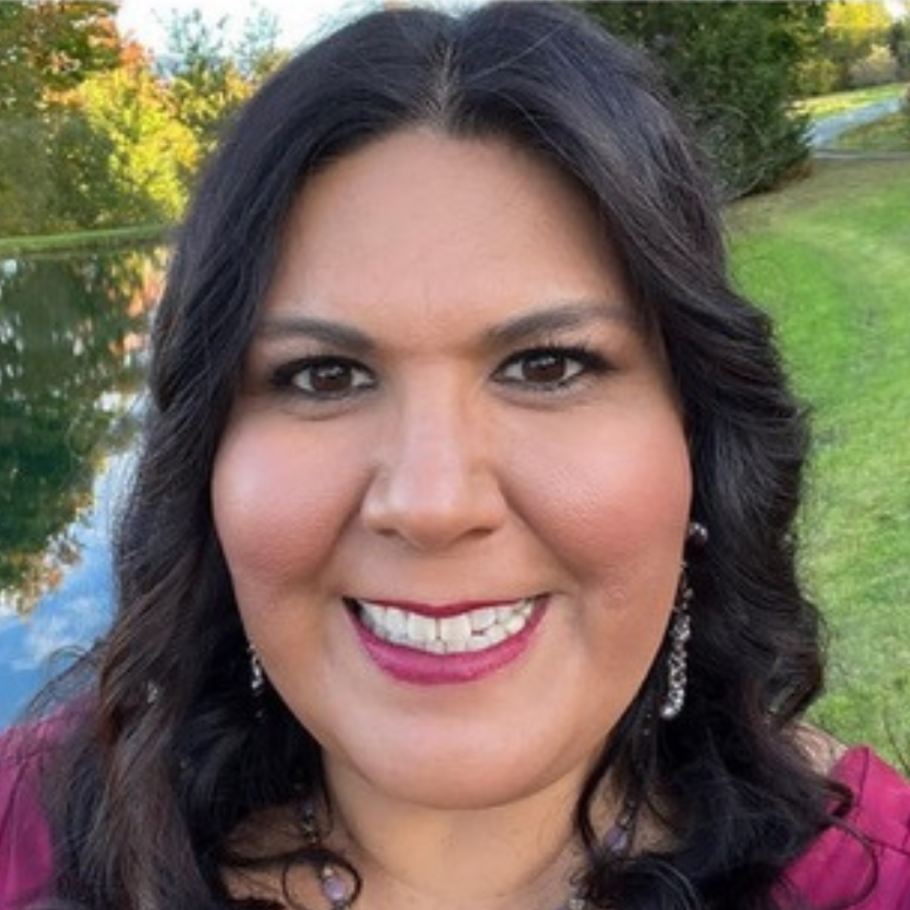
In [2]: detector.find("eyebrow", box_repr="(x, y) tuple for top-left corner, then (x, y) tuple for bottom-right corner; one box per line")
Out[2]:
(483, 300), (633, 348)
(256, 315), (375, 355)
(255, 299), (632, 353)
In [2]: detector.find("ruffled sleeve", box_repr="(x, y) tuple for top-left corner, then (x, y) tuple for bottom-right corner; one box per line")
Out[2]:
(0, 724), (54, 909)
(783, 746), (910, 909)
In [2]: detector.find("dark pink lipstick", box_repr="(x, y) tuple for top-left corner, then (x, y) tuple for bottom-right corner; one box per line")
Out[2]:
(348, 596), (547, 685)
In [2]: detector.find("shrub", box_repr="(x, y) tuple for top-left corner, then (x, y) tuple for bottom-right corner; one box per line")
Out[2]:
(848, 44), (899, 87)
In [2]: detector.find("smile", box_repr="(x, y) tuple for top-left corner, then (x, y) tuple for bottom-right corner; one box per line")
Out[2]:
(350, 598), (537, 654)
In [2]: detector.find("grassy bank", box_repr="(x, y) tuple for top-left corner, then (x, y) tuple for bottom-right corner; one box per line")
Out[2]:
(0, 223), (172, 257)
(728, 158), (910, 763)
(834, 111), (909, 151)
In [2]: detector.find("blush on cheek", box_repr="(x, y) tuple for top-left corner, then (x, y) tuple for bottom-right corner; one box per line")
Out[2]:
(534, 437), (692, 574)
(211, 422), (354, 586)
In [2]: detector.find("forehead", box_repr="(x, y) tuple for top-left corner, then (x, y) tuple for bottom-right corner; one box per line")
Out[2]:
(263, 128), (632, 335)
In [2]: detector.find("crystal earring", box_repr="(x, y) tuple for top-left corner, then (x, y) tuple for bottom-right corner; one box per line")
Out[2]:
(659, 566), (693, 721)
(248, 643), (266, 719)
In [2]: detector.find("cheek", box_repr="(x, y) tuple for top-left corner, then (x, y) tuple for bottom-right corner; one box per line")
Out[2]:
(211, 419), (361, 594)
(509, 411), (692, 578)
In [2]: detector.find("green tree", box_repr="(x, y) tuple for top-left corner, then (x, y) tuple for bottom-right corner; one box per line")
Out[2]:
(0, 116), (57, 235)
(163, 6), (287, 175)
(583, 3), (826, 198)
(70, 44), (197, 225)
(888, 16), (910, 77)
(235, 6), (286, 81)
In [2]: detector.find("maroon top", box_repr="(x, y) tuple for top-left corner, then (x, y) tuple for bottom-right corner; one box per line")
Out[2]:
(1, 728), (909, 908)
(0, 722), (54, 909)
(783, 746), (910, 908)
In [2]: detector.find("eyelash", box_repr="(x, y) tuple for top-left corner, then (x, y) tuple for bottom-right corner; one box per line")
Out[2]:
(269, 356), (376, 400)
(494, 345), (610, 391)
(267, 345), (610, 402)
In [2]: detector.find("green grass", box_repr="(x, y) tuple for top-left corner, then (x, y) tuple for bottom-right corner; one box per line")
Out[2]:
(728, 159), (910, 764)
(0, 223), (172, 257)
(833, 111), (910, 151)
(795, 82), (906, 119)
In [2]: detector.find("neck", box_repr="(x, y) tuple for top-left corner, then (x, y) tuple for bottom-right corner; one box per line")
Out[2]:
(319, 760), (615, 910)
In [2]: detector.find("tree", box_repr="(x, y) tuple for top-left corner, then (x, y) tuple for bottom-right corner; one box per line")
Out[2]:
(235, 6), (286, 81)
(68, 43), (197, 226)
(583, 3), (826, 198)
(822, 1), (895, 88)
(888, 16), (910, 78)
(0, 1), (123, 235)
(0, 1), (120, 114)
(0, 2), (287, 236)
(163, 6), (287, 175)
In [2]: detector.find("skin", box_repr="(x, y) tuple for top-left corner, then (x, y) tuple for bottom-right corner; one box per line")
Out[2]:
(212, 129), (693, 909)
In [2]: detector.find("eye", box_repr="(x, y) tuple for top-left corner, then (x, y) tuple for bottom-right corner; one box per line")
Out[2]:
(273, 357), (376, 398)
(496, 346), (607, 389)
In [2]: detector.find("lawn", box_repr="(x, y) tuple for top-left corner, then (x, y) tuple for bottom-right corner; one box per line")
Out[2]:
(727, 158), (910, 765)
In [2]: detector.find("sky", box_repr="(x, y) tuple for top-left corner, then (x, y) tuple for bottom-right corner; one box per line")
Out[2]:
(116, 0), (474, 55)
(118, 0), (908, 56)
(116, 0), (375, 54)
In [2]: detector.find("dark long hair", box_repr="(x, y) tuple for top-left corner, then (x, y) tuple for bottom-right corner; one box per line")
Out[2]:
(38, 4), (853, 908)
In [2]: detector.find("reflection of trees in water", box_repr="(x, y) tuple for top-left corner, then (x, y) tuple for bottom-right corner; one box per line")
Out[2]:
(0, 245), (165, 615)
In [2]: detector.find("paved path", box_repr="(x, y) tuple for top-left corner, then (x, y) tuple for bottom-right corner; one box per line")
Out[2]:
(809, 98), (903, 149)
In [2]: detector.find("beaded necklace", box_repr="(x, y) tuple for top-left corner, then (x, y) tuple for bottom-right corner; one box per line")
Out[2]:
(300, 795), (639, 910)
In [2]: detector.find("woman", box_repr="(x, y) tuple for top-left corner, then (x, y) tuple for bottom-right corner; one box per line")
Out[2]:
(2, 4), (908, 909)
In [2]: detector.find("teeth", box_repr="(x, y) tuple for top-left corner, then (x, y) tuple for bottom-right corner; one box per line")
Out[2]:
(407, 612), (436, 644)
(357, 598), (537, 654)
(386, 607), (408, 638)
(504, 613), (525, 635)
(438, 614), (472, 645)
(469, 608), (497, 632)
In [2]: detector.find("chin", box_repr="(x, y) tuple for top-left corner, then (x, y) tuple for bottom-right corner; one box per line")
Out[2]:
(329, 733), (599, 813)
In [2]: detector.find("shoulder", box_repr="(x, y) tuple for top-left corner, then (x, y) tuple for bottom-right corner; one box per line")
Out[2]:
(0, 721), (58, 908)
(783, 746), (910, 909)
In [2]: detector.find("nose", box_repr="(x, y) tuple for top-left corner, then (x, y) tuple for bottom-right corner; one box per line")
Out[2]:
(360, 393), (507, 551)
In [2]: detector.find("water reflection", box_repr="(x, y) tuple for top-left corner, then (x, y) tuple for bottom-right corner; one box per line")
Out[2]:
(0, 245), (163, 727)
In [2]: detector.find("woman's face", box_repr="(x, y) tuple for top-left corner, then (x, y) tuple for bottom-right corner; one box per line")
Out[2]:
(212, 130), (692, 810)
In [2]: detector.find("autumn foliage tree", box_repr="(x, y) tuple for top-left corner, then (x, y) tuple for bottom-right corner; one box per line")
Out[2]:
(0, 0), (120, 114)
(0, 2), (285, 237)
(0, 1), (122, 234)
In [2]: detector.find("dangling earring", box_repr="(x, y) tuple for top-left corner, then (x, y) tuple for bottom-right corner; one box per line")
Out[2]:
(659, 564), (693, 721)
(249, 643), (266, 720)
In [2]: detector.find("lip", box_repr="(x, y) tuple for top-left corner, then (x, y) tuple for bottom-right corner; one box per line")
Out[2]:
(348, 595), (548, 685)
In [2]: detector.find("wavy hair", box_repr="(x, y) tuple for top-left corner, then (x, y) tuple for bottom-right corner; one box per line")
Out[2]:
(39, 4), (854, 909)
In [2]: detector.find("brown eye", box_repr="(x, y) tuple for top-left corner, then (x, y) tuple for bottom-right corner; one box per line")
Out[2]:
(498, 348), (591, 387)
(280, 358), (375, 397)
(520, 351), (578, 384)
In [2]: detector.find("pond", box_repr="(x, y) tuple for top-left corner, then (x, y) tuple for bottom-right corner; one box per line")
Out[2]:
(0, 245), (164, 729)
